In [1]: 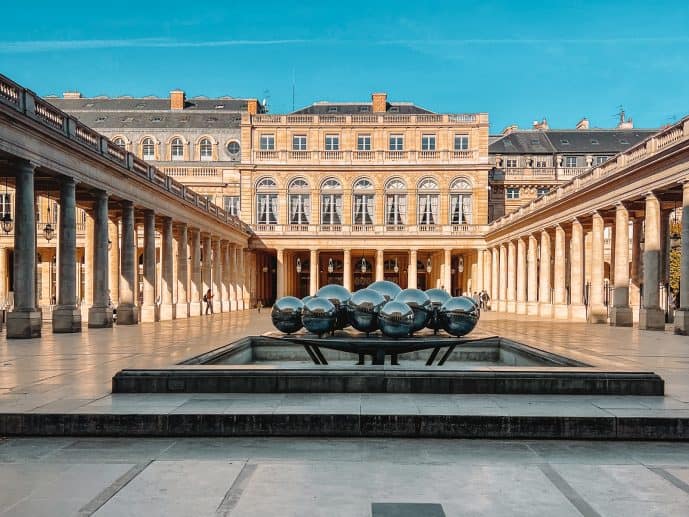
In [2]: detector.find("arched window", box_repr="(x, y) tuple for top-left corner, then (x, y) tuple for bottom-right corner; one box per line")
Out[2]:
(199, 138), (213, 161)
(142, 137), (155, 160)
(170, 137), (184, 161)
(352, 178), (374, 226)
(288, 178), (310, 225)
(417, 177), (439, 227)
(385, 178), (407, 227)
(320, 178), (342, 227)
(255, 177), (278, 225)
(113, 137), (126, 148)
(450, 177), (472, 224)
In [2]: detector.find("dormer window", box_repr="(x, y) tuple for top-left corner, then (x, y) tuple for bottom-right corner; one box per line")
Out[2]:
(619, 139), (629, 144)
(560, 139), (570, 145)
(359, 106), (370, 112)
(389, 106), (399, 113)
(590, 139), (599, 144)
(327, 106), (338, 113)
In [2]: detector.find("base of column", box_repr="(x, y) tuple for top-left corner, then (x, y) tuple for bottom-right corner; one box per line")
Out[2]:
(553, 304), (569, 320)
(159, 303), (176, 321)
(140, 304), (158, 323)
(229, 300), (238, 311)
(569, 304), (587, 322)
(538, 303), (552, 318)
(526, 302), (540, 316)
(506, 301), (516, 313)
(176, 303), (189, 319)
(587, 304), (608, 324)
(609, 306), (633, 327)
(6, 310), (42, 338)
(52, 307), (82, 333)
(674, 309), (689, 335)
(117, 304), (139, 325)
(515, 302), (527, 315)
(88, 307), (113, 328)
(639, 307), (665, 330)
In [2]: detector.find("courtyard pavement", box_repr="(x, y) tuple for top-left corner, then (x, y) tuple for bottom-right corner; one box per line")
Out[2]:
(1, 310), (689, 419)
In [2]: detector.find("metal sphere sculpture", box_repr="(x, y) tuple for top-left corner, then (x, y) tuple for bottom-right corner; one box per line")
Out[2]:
(439, 296), (480, 337)
(316, 284), (352, 329)
(302, 297), (337, 337)
(368, 280), (403, 302)
(347, 288), (386, 335)
(301, 295), (315, 305)
(425, 288), (452, 334)
(378, 300), (415, 338)
(270, 296), (305, 334)
(395, 288), (432, 333)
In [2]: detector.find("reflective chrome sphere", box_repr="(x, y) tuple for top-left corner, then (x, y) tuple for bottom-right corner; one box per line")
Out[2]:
(271, 296), (304, 334)
(395, 288), (431, 332)
(316, 284), (352, 329)
(378, 300), (414, 338)
(302, 297), (337, 337)
(301, 295), (315, 305)
(368, 280), (403, 302)
(425, 288), (452, 333)
(346, 288), (386, 334)
(439, 296), (480, 337)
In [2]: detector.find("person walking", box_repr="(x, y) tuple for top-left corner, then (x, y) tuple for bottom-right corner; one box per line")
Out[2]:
(257, 300), (263, 313)
(204, 289), (214, 315)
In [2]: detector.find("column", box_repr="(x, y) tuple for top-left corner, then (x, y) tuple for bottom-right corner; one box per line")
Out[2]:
(176, 224), (189, 319)
(82, 210), (94, 320)
(491, 247), (499, 308)
(476, 249), (485, 296)
(376, 249), (384, 282)
(675, 182), (689, 333)
(88, 190), (113, 328)
(552, 225), (568, 319)
(483, 248), (492, 302)
(526, 235), (539, 315)
(506, 241), (516, 312)
(202, 235), (212, 303)
(569, 218), (586, 321)
(588, 211), (607, 323)
(159, 217), (175, 320)
(630, 219), (642, 320)
(516, 239), (527, 314)
(539, 230), (552, 317)
(190, 228), (202, 316)
(0, 247), (7, 312)
(7, 161), (41, 338)
(221, 242), (230, 310)
(227, 244), (236, 311)
(498, 244), (507, 311)
(116, 201), (137, 325)
(309, 249), (318, 295)
(212, 239), (222, 312)
(108, 218), (119, 305)
(343, 249), (352, 291)
(276, 247), (285, 299)
(141, 209), (157, 322)
(640, 193), (665, 329)
(52, 176), (81, 332)
(443, 248), (452, 293)
(610, 203), (633, 326)
(240, 248), (249, 309)
(408, 249), (418, 289)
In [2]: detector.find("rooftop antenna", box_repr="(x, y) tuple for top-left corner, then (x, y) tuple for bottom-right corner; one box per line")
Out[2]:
(616, 105), (626, 125)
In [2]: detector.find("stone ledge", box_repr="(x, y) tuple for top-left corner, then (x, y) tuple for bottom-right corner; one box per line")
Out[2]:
(2, 412), (689, 440)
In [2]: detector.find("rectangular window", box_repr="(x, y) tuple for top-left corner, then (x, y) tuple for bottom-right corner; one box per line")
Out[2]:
(535, 159), (547, 168)
(223, 196), (240, 217)
(389, 134), (404, 151)
(260, 134), (275, 151)
(325, 134), (340, 151)
(506, 159), (518, 168)
(292, 135), (307, 151)
(357, 134), (371, 151)
(421, 134), (436, 151)
(454, 134), (469, 150)
(0, 193), (11, 218)
(565, 156), (577, 167)
(596, 155), (608, 165)
(506, 188), (520, 199)
(536, 188), (549, 197)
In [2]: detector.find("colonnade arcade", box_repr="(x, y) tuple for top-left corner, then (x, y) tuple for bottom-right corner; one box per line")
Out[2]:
(0, 159), (250, 339)
(253, 247), (484, 304)
(485, 182), (689, 332)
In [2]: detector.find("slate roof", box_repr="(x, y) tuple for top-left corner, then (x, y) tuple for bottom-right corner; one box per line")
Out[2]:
(291, 102), (433, 115)
(47, 96), (259, 129)
(489, 129), (658, 154)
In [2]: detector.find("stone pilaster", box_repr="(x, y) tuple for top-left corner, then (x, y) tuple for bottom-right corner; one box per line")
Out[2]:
(212, 239), (222, 311)
(176, 224), (189, 318)
(276, 247), (285, 299)
(443, 248), (452, 293)
(498, 244), (507, 312)
(506, 241), (516, 312)
(343, 249), (352, 291)
(309, 249), (318, 296)
(190, 228), (202, 316)
(408, 249), (418, 289)
(376, 249), (385, 282)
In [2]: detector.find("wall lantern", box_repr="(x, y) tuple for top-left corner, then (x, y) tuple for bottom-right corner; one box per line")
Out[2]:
(360, 256), (367, 274)
(393, 258), (399, 274)
(458, 255), (464, 273)
(327, 257), (334, 274)
(426, 257), (432, 273)
(296, 257), (302, 273)
(1, 178), (13, 234)
(43, 197), (54, 242)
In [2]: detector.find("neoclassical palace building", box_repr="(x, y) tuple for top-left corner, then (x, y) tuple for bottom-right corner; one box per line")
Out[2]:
(4, 75), (687, 337)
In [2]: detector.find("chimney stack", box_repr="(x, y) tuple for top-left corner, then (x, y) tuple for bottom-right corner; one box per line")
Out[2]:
(502, 124), (518, 135)
(372, 92), (388, 113)
(62, 91), (82, 99)
(532, 117), (549, 130)
(247, 99), (259, 115)
(170, 90), (185, 110)
(576, 117), (589, 130)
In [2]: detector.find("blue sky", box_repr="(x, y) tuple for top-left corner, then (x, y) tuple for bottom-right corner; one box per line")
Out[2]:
(1, 0), (688, 132)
